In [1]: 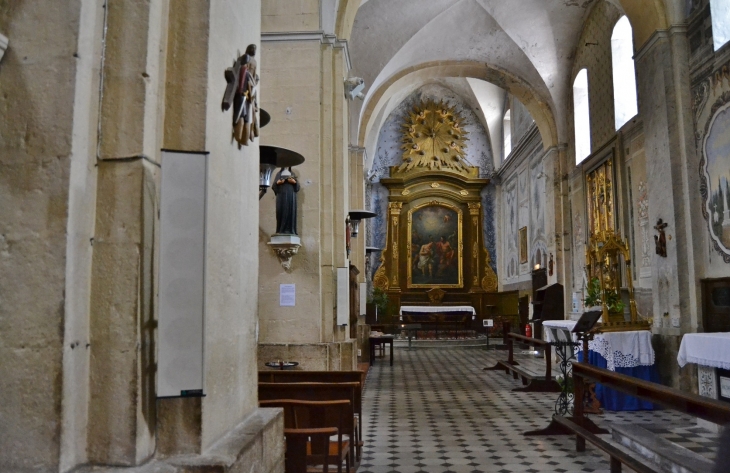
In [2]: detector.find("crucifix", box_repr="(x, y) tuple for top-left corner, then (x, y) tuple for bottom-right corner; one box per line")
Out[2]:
(222, 44), (259, 147)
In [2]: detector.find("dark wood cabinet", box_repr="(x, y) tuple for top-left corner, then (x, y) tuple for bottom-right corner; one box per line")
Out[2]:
(702, 278), (730, 332)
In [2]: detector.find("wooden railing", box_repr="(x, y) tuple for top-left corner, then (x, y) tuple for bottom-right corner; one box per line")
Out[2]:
(560, 361), (730, 472)
(484, 331), (560, 393)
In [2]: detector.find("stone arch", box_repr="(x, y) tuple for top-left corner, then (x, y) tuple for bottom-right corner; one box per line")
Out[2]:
(335, 0), (362, 41)
(616, 0), (669, 48)
(357, 61), (558, 168)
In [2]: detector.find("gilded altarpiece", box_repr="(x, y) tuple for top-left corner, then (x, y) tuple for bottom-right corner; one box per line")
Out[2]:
(372, 100), (497, 312)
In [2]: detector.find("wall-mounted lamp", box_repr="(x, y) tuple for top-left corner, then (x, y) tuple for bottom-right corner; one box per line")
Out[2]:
(348, 210), (377, 237)
(259, 144), (304, 200)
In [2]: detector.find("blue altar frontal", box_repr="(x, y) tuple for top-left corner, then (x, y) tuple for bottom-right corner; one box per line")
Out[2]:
(543, 321), (658, 411)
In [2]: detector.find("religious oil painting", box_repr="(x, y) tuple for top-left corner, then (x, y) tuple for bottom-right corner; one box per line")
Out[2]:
(408, 202), (463, 288)
(519, 226), (528, 264)
(701, 99), (730, 262)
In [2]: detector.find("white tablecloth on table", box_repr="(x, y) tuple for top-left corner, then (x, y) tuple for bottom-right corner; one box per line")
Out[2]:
(677, 332), (730, 370)
(542, 321), (654, 370)
(399, 305), (476, 315)
(542, 320), (577, 342)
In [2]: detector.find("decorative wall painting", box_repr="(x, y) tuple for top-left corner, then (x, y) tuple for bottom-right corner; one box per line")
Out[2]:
(519, 226), (528, 264)
(701, 97), (730, 262)
(408, 202), (463, 288)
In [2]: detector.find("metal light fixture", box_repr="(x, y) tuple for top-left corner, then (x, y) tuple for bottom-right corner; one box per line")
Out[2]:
(259, 145), (305, 200)
(348, 210), (377, 237)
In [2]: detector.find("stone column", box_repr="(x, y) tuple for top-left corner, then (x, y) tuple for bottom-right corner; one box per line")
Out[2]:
(258, 0), (356, 370)
(635, 26), (704, 390)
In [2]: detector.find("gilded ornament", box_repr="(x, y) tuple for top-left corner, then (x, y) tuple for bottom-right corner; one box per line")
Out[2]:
(401, 189), (411, 196)
(481, 248), (498, 293)
(431, 182), (441, 188)
(460, 190), (469, 196)
(399, 100), (470, 174)
(373, 253), (389, 290)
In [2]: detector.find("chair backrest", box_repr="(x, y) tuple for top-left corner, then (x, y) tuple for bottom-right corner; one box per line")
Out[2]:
(258, 382), (357, 435)
(258, 372), (364, 419)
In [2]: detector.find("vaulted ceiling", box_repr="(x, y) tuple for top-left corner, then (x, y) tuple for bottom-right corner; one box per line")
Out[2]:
(350, 0), (606, 167)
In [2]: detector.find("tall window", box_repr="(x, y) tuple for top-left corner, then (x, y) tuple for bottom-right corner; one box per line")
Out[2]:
(503, 108), (512, 160)
(611, 16), (638, 130)
(711, 0), (730, 51)
(573, 69), (591, 165)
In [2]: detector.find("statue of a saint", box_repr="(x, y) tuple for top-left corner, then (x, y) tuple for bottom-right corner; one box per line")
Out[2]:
(272, 168), (300, 235)
(221, 44), (259, 147)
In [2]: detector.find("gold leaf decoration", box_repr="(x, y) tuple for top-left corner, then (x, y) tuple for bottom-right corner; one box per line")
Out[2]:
(399, 99), (469, 174)
(373, 253), (389, 290)
(481, 248), (498, 293)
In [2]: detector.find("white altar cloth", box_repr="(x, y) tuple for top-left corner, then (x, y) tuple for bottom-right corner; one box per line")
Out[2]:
(677, 332), (730, 370)
(542, 320), (654, 370)
(399, 305), (476, 315)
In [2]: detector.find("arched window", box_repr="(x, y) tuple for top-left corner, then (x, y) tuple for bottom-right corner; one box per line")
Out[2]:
(611, 16), (638, 130)
(711, 0), (730, 51)
(573, 69), (591, 165)
(503, 108), (512, 160)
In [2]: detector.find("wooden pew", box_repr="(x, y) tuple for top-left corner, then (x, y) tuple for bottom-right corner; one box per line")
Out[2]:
(561, 361), (730, 472)
(484, 333), (561, 392)
(261, 399), (350, 473)
(258, 371), (365, 447)
(259, 382), (360, 469)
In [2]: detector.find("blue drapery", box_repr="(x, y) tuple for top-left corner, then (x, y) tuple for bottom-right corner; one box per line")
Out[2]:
(578, 350), (660, 411)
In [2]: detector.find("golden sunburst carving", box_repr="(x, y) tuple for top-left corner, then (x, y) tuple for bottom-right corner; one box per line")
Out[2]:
(399, 100), (469, 174)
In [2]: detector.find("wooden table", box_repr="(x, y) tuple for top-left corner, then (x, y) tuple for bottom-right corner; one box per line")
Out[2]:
(369, 335), (394, 366)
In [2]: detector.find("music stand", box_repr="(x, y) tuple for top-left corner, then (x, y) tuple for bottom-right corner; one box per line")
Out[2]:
(571, 308), (602, 334)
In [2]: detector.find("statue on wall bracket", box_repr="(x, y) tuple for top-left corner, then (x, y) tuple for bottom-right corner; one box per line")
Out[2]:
(222, 44), (259, 147)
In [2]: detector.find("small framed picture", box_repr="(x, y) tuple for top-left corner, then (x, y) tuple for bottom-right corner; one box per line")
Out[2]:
(519, 226), (528, 264)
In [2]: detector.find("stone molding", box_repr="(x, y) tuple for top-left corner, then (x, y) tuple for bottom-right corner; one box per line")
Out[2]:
(261, 31), (351, 70)
(635, 24), (689, 63)
(268, 235), (302, 271)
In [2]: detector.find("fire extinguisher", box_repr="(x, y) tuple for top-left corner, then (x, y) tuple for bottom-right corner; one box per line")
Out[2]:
(525, 323), (532, 338)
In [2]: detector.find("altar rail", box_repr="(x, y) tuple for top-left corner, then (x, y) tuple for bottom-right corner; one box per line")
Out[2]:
(562, 361), (730, 472)
(484, 332), (560, 392)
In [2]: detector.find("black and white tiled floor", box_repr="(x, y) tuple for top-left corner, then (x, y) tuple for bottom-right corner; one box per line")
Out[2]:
(359, 347), (720, 473)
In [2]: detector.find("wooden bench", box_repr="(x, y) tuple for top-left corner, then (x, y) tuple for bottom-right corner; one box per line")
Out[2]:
(563, 361), (730, 472)
(258, 371), (365, 448)
(259, 382), (361, 468)
(484, 332), (561, 392)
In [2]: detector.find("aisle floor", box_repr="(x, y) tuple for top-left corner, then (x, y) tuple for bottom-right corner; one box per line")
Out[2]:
(359, 347), (720, 473)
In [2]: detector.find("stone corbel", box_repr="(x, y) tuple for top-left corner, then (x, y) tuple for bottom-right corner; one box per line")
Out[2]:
(268, 234), (301, 271)
(0, 33), (8, 62)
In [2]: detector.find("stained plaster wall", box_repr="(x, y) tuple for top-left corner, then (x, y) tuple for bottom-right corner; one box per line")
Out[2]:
(497, 128), (556, 295)
(2, 1), (279, 471)
(365, 83), (498, 283)
(0, 2), (90, 470)
(258, 0), (356, 371)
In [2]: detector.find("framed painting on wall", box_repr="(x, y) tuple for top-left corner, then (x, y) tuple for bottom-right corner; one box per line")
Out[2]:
(519, 226), (528, 264)
(407, 201), (463, 288)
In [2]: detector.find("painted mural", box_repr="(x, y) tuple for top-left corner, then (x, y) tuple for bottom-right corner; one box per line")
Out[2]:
(408, 204), (462, 287)
(702, 98), (730, 258)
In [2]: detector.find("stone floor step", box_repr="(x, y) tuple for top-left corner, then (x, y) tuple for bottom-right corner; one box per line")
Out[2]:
(610, 422), (715, 473)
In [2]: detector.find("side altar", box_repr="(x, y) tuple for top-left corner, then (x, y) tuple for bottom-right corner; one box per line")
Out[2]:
(372, 100), (501, 321)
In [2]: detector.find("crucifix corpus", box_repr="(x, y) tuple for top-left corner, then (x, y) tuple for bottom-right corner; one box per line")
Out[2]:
(222, 44), (259, 147)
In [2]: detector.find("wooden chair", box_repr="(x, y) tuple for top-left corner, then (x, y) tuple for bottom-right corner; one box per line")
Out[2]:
(259, 382), (359, 467)
(257, 371), (365, 445)
(284, 427), (338, 473)
(261, 399), (350, 473)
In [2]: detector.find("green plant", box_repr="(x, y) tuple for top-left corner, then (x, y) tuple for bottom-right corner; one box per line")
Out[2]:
(557, 375), (574, 393)
(584, 277), (602, 307)
(604, 288), (625, 314)
(369, 288), (390, 316)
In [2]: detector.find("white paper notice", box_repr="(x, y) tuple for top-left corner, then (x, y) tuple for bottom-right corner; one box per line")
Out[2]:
(721, 377), (730, 398)
(280, 284), (296, 307)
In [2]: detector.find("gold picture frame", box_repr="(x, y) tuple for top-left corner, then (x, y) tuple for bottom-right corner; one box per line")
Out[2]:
(407, 200), (463, 288)
(519, 226), (528, 264)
